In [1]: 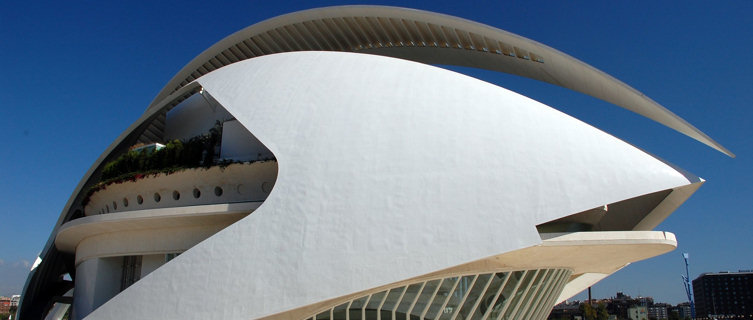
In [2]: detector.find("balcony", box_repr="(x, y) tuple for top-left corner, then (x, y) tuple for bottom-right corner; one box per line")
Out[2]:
(85, 161), (277, 216)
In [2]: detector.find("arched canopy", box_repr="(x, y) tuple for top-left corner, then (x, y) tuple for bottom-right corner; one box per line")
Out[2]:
(147, 5), (733, 157)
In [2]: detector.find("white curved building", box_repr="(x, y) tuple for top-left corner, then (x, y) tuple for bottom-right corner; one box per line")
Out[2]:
(18, 6), (730, 320)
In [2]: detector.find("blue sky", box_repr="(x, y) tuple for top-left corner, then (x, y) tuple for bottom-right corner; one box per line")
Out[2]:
(1, 0), (751, 304)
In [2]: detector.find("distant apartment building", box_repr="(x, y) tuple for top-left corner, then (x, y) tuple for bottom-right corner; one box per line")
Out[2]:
(547, 295), (695, 320)
(647, 303), (669, 320)
(628, 306), (648, 320)
(10, 295), (19, 307)
(0, 296), (10, 314)
(603, 292), (656, 319)
(549, 300), (582, 319)
(693, 270), (753, 319)
(670, 302), (692, 319)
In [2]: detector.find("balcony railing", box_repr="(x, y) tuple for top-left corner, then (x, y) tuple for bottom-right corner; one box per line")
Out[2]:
(85, 161), (277, 216)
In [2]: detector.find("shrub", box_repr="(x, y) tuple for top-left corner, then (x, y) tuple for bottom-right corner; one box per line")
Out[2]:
(100, 121), (223, 180)
(83, 121), (279, 208)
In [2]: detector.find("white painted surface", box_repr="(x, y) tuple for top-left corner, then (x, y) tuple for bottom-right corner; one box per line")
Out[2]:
(86, 52), (698, 319)
(164, 92), (232, 141)
(557, 273), (611, 304)
(57, 202), (259, 264)
(74, 258), (121, 320)
(43, 303), (69, 320)
(220, 119), (273, 161)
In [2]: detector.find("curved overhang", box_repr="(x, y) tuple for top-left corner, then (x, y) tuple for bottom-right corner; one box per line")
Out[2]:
(147, 5), (733, 157)
(55, 202), (260, 265)
(258, 231), (677, 319)
(444, 230), (679, 305)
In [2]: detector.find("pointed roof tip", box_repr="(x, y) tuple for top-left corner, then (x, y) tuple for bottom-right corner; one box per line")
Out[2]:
(715, 144), (736, 158)
(686, 124), (735, 158)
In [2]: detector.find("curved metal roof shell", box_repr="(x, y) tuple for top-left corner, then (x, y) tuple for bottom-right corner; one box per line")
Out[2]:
(147, 5), (732, 157)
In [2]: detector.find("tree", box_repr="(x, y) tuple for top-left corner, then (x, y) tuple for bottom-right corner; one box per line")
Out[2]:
(581, 303), (597, 320)
(579, 302), (610, 320)
(597, 303), (609, 320)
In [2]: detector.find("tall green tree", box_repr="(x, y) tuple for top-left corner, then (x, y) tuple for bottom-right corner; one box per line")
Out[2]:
(597, 303), (609, 320)
(580, 303), (597, 320)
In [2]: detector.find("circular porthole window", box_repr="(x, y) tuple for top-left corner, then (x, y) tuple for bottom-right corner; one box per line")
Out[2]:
(112, 201), (117, 210)
(137, 195), (143, 205)
(154, 193), (161, 202)
(193, 188), (201, 199)
(214, 186), (223, 197)
(123, 198), (129, 207)
(172, 190), (180, 200)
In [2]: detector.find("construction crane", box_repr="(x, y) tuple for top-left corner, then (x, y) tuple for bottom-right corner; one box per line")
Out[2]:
(681, 253), (696, 319)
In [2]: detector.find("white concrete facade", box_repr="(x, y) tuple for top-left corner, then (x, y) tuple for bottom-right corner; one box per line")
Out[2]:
(85, 52), (696, 319)
(18, 6), (728, 320)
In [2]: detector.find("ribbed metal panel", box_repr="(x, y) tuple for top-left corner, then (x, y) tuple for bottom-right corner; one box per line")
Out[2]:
(154, 11), (544, 70)
(305, 268), (572, 320)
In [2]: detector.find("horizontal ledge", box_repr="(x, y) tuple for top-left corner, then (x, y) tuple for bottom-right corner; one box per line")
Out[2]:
(56, 202), (262, 253)
(539, 230), (677, 246)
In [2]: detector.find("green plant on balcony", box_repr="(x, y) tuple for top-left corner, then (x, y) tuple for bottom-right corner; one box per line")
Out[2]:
(83, 122), (230, 205)
(101, 122), (223, 181)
